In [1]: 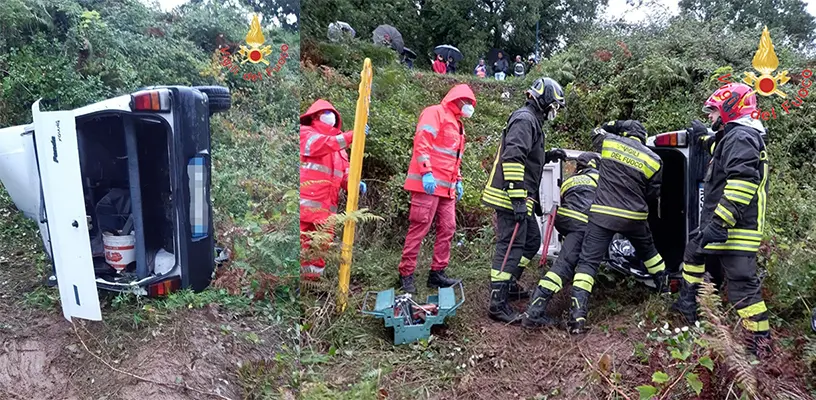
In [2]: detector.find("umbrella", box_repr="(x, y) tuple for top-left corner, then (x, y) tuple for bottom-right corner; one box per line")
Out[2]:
(372, 25), (404, 54)
(434, 45), (463, 62)
(402, 47), (417, 59)
(487, 48), (507, 67)
(327, 21), (356, 42)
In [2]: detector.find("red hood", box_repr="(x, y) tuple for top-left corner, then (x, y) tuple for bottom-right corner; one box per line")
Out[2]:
(441, 84), (477, 116)
(301, 99), (343, 129)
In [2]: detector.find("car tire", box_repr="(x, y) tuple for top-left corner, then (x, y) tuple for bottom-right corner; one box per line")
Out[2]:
(194, 86), (231, 114)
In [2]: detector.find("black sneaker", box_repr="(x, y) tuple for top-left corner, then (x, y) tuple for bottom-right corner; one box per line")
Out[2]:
(399, 274), (417, 294)
(427, 270), (461, 288)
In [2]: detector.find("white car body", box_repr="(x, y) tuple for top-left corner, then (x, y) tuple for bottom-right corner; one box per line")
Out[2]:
(537, 131), (702, 271)
(0, 92), (177, 321)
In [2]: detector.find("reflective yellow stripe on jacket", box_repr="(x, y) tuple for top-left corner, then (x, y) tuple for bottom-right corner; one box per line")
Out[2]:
(601, 141), (660, 178)
(589, 204), (648, 220)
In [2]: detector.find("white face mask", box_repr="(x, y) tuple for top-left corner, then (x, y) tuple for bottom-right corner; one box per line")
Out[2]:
(547, 104), (560, 121)
(319, 111), (336, 127)
(461, 104), (475, 118)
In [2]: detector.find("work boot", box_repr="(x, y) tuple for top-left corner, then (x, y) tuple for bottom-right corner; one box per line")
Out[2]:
(509, 268), (530, 300)
(522, 286), (558, 328)
(567, 288), (591, 334)
(488, 281), (520, 324)
(508, 280), (531, 300)
(399, 274), (417, 294)
(653, 270), (670, 294)
(747, 330), (772, 360)
(671, 280), (699, 324)
(427, 270), (461, 289)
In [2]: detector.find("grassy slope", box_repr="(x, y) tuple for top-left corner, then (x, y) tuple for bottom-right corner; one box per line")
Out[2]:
(0, 1), (301, 398)
(298, 38), (816, 399)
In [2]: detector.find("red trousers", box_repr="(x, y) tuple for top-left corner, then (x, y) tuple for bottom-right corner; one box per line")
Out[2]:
(300, 221), (335, 278)
(398, 192), (457, 277)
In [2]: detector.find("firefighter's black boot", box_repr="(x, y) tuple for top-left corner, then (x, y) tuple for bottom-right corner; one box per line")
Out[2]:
(522, 285), (558, 328)
(748, 330), (772, 360)
(671, 280), (698, 324)
(488, 281), (520, 324)
(567, 288), (591, 334)
(653, 270), (670, 294)
(399, 274), (417, 294)
(427, 270), (461, 289)
(508, 277), (530, 300)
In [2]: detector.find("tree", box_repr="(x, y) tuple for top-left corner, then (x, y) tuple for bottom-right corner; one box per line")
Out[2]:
(679, 0), (816, 49)
(301, 0), (605, 68)
(241, 0), (300, 31)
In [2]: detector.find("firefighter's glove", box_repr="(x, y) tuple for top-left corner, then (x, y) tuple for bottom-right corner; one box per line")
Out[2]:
(688, 119), (708, 142)
(359, 181), (367, 195)
(544, 149), (567, 164)
(422, 173), (437, 195)
(455, 181), (464, 201)
(699, 222), (728, 247)
(511, 198), (527, 222)
(591, 128), (606, 151)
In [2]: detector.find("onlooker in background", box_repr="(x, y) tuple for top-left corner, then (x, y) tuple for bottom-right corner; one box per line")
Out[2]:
(474, 58), (487, 78)
(446, 56), (457, 74)
(432, 54), (447, 74)
(493, 51), (508, 81)
(513, 55), (526, 78)
(527, 54), (536, 71)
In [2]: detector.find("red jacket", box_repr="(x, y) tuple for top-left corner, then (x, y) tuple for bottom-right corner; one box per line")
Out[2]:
(300, 100), (354, 224)
(404, 84), (476, 199)
(433, 60), (447, 74)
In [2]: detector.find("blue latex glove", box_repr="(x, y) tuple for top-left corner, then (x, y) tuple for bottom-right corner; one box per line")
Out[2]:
(422, 173), (437, 194)
(359, 181), (367, 195)
(456, 181), (463, 201)
(365, 124), (370, 135)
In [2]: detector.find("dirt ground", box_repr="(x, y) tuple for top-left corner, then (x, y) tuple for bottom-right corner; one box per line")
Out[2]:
(309, 271), (814, 400)
(0, 241), (295, 400)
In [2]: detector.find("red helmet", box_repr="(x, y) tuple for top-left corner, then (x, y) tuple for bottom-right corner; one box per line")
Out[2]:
(702, 83), (757, 125)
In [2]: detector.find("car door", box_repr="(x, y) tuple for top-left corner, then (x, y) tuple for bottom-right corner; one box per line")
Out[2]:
(32, 100), (102, 321)
(537, 149), (586, 259)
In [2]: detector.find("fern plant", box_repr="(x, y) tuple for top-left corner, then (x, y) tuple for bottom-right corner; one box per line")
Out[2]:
(697, 281), (760, 399)
(300, 208), (384, 273)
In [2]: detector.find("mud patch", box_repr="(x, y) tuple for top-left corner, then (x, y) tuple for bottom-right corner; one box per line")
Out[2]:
(1, 306), (293, 400)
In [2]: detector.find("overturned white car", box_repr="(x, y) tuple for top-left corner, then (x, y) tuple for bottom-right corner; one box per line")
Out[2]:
(0, 85), (230, 321)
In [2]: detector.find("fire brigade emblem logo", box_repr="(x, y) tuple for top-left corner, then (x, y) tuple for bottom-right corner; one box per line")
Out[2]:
(238, 14), (272, 65)
(743, 26), (790, 98)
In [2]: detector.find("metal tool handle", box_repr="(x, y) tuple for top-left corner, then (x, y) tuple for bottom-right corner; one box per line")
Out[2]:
(360, 290), (378, 316)
(453, 281), (466, 311)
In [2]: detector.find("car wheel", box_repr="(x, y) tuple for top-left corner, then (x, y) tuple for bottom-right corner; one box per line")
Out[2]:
(194, 85), (231, 114)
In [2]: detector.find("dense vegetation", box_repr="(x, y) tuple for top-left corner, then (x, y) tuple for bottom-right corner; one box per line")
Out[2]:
(1, 0), (300, 298)
(301, 6), (816, 398)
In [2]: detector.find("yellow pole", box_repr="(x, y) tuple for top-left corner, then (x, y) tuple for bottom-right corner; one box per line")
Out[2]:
(337, 58), (373, 312)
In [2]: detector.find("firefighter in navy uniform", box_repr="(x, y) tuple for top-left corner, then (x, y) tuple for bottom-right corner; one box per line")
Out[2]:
(522, 152), (600, 328)
(481, 77), (567, 323)
(567, 120), (668, 333)
(672, 83), (772, 358)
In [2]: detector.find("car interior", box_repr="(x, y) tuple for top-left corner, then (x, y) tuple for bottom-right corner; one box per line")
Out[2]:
(76, 113), (176, 283)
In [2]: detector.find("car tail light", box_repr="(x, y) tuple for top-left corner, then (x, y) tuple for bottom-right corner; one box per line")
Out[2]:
(188, 155), (208, 239)
(653, 130), (688, 147)
(148, 277), (181, 297)
(131, 89), (171, 112)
